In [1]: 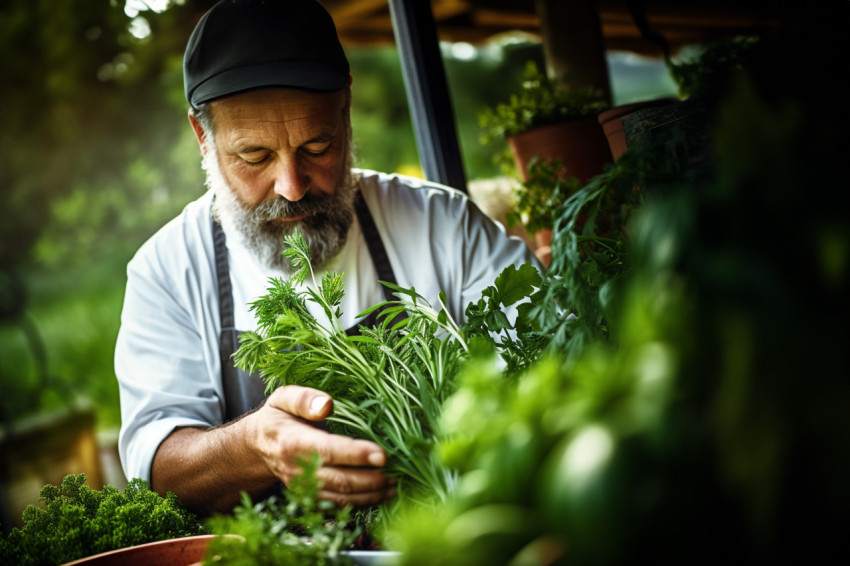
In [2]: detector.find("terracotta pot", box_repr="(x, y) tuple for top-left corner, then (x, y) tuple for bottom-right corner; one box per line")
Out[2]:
(597, 98), (679, 162)
(533, 228), (553, 268)
(507, 117), (612, 184)
(60, 535), (220, 566)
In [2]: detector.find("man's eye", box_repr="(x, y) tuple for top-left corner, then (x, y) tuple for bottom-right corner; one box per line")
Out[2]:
(242, 153), (269, 165)
(302, 142), (331, 156)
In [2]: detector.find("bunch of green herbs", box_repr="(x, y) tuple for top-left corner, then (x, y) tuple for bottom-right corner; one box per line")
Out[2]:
(529, 125), (705, 362)
(235, 231), (466, 507)
(461, 262), (547, 377)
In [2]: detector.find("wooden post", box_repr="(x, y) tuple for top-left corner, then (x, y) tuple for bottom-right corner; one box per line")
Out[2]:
(535, 0), (612, 105)
(388, 0), (468, 192)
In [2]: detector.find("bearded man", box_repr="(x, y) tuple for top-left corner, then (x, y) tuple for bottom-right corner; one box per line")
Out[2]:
(115, 0), (537, 517)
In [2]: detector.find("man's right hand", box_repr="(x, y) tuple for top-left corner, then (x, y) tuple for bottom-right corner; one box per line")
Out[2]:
(151, 385), (396, 516)
(248, 384), (397, 506)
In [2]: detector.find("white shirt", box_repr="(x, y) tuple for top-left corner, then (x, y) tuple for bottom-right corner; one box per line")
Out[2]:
(115, 169), (538, 481)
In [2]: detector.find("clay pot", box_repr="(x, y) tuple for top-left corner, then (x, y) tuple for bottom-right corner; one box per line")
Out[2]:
(507, 117), (612, 184)
(597, 98), (679, 161)
(533, 228), (553, 268)
(60, 535), (221, 566)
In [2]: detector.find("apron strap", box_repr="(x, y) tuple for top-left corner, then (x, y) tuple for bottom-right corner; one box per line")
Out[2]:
(213, 216), (266, 422)
(213, 215), (235, 333)
(354, 191), (398, 299)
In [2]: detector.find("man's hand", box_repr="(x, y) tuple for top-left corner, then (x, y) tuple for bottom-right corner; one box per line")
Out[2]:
(151, 385), (395, 516)
(249, 385), (397, 506)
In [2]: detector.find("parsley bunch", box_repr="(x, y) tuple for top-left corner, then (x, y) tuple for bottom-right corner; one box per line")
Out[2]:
(0, 473), (202, 565)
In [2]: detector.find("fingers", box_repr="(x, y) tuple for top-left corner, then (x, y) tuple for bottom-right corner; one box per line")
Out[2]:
(317, 464), (396, 494)
(266, 385), (387, 468)
(316, 466), (398, 507)
(272, 420), (383, 467)
(318, 485), (397, 507)
(267, 384), (333, 422)
(253, 385), (395, 506)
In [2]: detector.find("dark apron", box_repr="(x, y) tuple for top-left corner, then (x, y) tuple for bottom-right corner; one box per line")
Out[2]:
(213, 191), (399, 422)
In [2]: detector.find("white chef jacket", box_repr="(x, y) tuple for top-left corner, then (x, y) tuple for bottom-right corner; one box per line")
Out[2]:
(115, 169), (538, 481)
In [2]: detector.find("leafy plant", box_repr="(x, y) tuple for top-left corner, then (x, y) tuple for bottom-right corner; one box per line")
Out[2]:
(478, 60), (608, 147)
(528, 119), (709, 363)
(389, 26), (850, 564)
(505, 157), (581, 237)
(668, 36), (760, 99)
(0, 474), (202, 566)
(203, 453), (360, 566)
(461, 262), (547, 377)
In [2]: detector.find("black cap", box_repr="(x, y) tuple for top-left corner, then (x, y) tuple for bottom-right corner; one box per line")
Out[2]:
(183, 0), (350, 108)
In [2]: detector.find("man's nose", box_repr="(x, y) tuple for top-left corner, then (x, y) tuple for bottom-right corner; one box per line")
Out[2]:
(272, 160), (309, 202)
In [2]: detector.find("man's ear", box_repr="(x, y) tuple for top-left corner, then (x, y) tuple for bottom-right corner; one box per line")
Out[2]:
(188, 110), (207, 155)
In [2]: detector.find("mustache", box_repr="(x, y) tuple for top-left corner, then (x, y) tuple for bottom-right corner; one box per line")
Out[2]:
(247, 192), (334, 223)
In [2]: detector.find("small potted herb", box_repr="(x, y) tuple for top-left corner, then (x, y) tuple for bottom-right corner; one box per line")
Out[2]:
(478, 61), (611, 184)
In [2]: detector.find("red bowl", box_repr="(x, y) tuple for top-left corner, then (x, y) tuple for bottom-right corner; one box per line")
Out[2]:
(60, 534), (221, 566)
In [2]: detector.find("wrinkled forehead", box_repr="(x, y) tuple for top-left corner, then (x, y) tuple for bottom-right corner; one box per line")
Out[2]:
(210, 87), (346, 126)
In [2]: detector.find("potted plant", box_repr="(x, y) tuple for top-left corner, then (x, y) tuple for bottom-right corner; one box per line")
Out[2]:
(479, 62), (612, 263)
(0, 474), (204, 566)
(479, 61), (612, 184)
(596, 97), (679, 162)
(615, 36), (761, 162)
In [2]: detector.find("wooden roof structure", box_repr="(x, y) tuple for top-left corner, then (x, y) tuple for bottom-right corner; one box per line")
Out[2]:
(317, 1), (790, 193)
(322, 0), (785, 55)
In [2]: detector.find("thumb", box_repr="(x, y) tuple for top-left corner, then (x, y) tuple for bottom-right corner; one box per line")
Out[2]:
(267, 385), (333, 422)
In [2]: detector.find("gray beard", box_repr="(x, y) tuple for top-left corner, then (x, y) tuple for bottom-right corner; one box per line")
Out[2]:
(204, 140), (357, 272)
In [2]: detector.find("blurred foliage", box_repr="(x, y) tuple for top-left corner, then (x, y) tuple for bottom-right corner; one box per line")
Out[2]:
(0, 0), (214, 431)
(668, 35), (761, 99)
(0, 0), (209, 273)
(390, 12), (850, 564)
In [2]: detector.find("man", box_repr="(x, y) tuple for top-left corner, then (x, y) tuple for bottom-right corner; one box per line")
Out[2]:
(115, 0), (538, 517)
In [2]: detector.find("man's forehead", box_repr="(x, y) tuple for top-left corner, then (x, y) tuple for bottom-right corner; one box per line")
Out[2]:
(210, 87), (346, 126)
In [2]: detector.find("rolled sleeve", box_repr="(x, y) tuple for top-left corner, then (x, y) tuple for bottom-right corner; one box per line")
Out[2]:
(115, 204), (222, 482)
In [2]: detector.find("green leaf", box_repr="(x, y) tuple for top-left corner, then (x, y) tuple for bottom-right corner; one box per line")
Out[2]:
(355, 301), (391, 319)
(282, 230), (311, 285)
(380, 280), (419, 302)
(492, 263), (542, 307)
(484, 309), (512, 332)
(321, 271), (345, 307)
